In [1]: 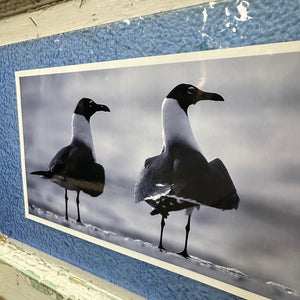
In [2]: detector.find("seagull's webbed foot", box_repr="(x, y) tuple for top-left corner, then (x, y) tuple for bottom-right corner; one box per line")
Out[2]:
(158, 243), (166, 251)
(177, 249), (190, 258)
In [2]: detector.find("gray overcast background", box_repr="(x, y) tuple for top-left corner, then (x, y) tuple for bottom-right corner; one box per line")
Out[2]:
(20, 50), (300, 292)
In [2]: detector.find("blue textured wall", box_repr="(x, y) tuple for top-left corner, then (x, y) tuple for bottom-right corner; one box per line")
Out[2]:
(0, 0), (299, 299)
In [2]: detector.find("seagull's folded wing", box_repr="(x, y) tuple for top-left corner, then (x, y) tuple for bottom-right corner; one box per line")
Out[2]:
(134, 153), (172, 203)
(172, 151), (239, 210)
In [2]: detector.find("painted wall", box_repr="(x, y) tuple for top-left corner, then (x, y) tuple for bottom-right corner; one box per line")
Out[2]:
(0, 0), (299, 299)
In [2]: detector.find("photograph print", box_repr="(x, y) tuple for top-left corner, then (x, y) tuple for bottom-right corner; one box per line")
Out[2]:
(16, 42), (300, 299)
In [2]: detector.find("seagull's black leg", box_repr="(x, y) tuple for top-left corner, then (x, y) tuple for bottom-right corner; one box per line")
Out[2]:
(76, 191), (81, 223)
(158, 215), (166, 251)
(178, 214), (191, 258)
(65, 189), (69, 220)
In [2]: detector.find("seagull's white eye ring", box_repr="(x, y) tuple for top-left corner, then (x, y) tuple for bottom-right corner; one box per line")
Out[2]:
(187, 87), (195, 95)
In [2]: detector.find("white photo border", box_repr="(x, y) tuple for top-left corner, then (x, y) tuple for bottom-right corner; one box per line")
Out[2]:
(16, 41), (300, 300)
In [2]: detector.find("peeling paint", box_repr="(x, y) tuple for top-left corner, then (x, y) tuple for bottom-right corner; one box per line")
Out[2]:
(209, 1), (216, 8)
(41, 279), (58, 290)
(225, 7), (231, 16)
(24, 269), (41, 281)
(0, 233), (6, 243)
(202, 7), (208, 30)
(202, 7), (208, 23)
(0, 239), (144, 300)
(28, 277), (58, 297)
(234, 0), (252, 21)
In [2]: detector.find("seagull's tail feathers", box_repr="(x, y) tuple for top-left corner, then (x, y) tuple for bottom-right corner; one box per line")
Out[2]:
(31, 170), (53, 179)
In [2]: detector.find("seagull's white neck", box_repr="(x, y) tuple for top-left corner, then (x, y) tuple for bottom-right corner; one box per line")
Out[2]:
(71, 113), (95, 156)
(162, 98), (200, 151)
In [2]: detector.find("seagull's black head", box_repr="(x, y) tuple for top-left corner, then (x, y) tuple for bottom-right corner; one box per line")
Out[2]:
(166, 83), (224, 114)
(74, 98), (110, 121)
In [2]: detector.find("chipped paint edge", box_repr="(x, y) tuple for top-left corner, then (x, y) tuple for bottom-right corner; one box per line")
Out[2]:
(0, 233), (145, 300)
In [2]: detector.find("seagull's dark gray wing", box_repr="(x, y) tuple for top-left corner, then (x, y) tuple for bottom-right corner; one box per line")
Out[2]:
(172, 144), (239, 210)
(48, 144), (74, 175)
(134, 152), (173, 203)
(49, 141), (104, 196)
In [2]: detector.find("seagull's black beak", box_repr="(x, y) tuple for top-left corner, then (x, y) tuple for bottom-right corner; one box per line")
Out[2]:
(194, 90), (224, 104)
(96, 104), (110, 112)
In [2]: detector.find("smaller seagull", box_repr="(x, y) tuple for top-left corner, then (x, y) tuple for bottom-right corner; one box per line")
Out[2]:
(134, 84), (239, 258)
(31, 98), (110, 223)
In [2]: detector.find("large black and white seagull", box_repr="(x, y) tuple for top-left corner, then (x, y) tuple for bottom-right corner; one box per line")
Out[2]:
(134, 84), (239, 258)
(31, 98), (110, 223)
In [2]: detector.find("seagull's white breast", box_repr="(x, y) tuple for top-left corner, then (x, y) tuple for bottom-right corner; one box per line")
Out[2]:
(71, 114), (95, 156)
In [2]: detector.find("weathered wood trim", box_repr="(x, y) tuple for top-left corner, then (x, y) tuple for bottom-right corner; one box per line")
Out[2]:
(0, 233), (145, 300)
(0, 0), (212, 46)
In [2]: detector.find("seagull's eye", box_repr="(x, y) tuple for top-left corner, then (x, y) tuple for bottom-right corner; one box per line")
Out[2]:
(187, 87), (195, 95)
